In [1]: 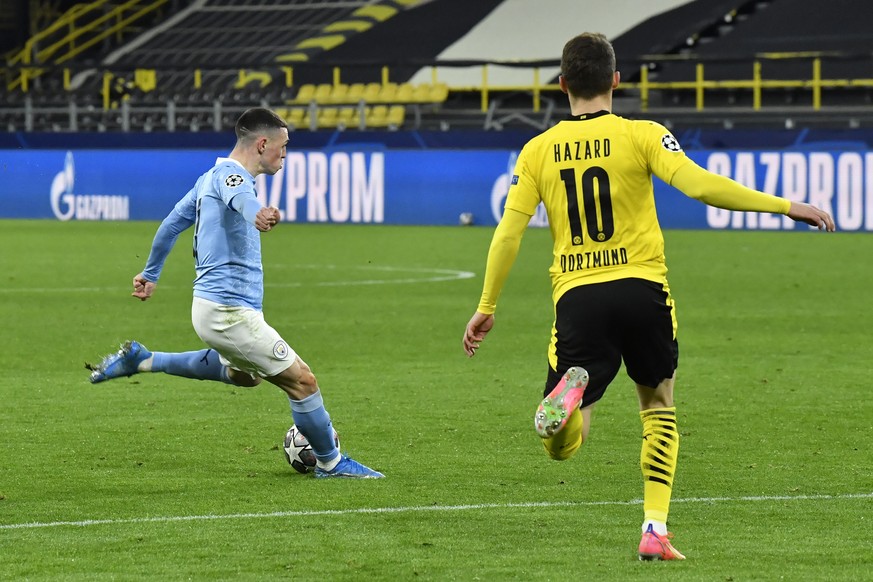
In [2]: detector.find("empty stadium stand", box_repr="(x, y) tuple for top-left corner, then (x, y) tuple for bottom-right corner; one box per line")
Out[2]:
(612, 0), (762, 78)
(3, 0), (873, 133)
(643, 0), (873, 111)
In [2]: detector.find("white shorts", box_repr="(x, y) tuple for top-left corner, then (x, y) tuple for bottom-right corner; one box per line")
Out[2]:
(191, 296), (297, 378)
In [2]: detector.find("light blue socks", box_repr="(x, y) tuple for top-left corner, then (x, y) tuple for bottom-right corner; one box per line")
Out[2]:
(151, 349), (232, 384)
(289, 390), (339, 462)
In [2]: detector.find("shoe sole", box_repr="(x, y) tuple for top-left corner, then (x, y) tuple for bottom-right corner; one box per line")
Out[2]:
(314, 456), (385, 479)
(639, 551), (684, 561)
(89, 341), (147, 384)
(534, 366), (589, 438)
(314, 472), (384, 479)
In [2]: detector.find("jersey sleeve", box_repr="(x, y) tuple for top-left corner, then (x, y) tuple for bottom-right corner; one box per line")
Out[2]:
(670, 160), (791, 214)
(213, 163), (263, 224)
(141, 188), (196, 282)
(634, 121), (693, 184)
(213, 164), (255, 207)
(171, 185), (197, 221)
(476, 208), (530, 314)
(503, 144), (540, 217)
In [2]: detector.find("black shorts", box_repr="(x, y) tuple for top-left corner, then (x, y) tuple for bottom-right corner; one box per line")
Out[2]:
(544, 278), (679, 407)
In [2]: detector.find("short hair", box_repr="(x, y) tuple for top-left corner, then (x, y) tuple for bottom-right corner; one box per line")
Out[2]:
(560, 32), (616, 100)
(235, 108), (287, 142)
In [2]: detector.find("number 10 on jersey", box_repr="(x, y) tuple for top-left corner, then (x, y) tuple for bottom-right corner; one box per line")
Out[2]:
(560, 166), (614, 245)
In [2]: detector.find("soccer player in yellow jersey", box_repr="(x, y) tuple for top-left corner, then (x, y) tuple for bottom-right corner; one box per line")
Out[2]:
(462, 32), (834, 561)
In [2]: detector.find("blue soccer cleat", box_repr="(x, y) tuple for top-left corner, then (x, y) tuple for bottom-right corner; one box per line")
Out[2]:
(314, 455), (384, 479)
(87, 340), (152, 384)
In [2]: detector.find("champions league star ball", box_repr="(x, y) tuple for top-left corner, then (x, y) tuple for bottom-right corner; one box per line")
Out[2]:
(282, 424), (340, 474)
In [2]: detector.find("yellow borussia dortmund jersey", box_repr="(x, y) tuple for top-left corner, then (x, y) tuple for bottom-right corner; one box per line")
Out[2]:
(505, 111), (691, 304)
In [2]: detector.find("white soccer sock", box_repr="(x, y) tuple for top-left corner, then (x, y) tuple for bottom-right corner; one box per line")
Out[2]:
(643, 520), (668, 536)
(317, 454), (341, 472)
(137, 355), (154, 372)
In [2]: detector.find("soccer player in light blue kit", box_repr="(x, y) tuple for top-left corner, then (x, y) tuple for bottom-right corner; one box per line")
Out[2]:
(88, 108), (383, 479)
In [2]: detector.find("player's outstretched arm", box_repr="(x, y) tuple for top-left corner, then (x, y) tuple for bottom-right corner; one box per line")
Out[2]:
(671, 161), (834, 231)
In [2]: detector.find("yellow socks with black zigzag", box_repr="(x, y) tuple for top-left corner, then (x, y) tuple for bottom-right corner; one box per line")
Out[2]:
(640, 407), (679, 524)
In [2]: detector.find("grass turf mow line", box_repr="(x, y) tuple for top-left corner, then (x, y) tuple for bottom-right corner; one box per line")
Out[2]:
(3, 492), (870, 531)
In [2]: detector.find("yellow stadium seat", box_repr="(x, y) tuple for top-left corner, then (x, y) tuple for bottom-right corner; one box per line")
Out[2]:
(366, 105), (389, 127)
(412, 82), (449, 103)
(293, 84), (316, 104)
(336, 107), (357, 129)
(428, 82), (449, 103)
(329, 83), (349, 103)
(362, 82), (382, 102)
(317, 107), (339, 128)
(283, 107), (306, 128)
(395, 83), (415, 102)
(313, 84), (333, 104)
(386, 105), (405, 129)
(412, 83), (432, 103)
(345, 83), (366, 104)
(376, 82), (398, 102)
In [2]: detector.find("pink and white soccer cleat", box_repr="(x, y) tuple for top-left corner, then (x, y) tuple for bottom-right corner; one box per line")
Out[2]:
(638, 524), (686, 561)
(534, 366), (589, 438)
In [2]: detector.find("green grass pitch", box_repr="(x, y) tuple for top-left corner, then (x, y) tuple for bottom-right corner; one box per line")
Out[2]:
(0, 219), (870, 580)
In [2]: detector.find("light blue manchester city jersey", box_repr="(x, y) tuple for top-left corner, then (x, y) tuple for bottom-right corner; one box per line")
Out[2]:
(190, 158), (264, 310)
(159, 158), (265, 310)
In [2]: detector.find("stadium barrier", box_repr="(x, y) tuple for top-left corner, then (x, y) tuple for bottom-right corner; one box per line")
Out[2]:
(5, 51), (873, 133)
(1, 147), (871, 231)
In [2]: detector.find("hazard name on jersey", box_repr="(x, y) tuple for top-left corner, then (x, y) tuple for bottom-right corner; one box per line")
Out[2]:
(553, 139), (611, 163)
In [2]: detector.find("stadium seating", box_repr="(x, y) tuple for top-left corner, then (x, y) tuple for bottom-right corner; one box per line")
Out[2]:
(275, 102), (406, 131)
(292, 84), (316, 105)
(3, 0), (873, 132)
(362, 82), (383, 103)
(328, 83), (350, 104)
(612, 0), (753, 73)
(396, 83), (415, 103)
(632, 0), (873, 109)
(289, 81), (447, 106)
(272, 79), (443, 130)
(377, 82), (399, 102)
(345, 83), (366, 104)
(313, 84), (334, 104)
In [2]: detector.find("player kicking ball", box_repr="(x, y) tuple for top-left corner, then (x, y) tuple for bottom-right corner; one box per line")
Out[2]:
(88, 108), (383, 479)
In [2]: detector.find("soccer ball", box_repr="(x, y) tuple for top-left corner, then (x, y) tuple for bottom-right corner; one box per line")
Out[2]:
(282, 424), (340, 474)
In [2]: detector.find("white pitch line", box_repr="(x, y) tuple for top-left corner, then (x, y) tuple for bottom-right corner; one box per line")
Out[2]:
(0, 266), (475, 294)
(2, 492), (870, 531)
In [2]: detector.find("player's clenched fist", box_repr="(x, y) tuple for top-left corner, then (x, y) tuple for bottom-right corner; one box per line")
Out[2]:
(255, 206), (281, 231)
(131, 273), (156, 301)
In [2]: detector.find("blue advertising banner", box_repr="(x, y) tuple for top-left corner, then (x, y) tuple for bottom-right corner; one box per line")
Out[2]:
(1, 148), (871, 230)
